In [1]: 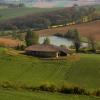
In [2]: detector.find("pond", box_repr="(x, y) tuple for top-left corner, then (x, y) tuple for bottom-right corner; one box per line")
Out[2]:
(39, 36), (88, 48)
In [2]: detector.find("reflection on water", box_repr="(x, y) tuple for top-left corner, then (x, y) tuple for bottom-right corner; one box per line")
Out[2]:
(39, 36), (88, 48)
(39, 36), (73, 47)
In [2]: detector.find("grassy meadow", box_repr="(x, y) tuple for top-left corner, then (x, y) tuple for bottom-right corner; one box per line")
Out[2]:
(0, 4), (100, 100)
(0, 47), (100, 99)
(0, 7), (59, 21)
(0, 48), (100, 90)
(0, 4), (99, 22)
(0, 89), (100, 100)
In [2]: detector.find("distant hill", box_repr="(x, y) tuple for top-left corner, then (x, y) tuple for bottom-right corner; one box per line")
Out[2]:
(1, 0), (100, 7)
(0, 7), (59, 21)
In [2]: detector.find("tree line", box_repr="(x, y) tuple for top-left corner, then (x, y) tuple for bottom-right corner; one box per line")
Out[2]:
(0, 6), (98, 31)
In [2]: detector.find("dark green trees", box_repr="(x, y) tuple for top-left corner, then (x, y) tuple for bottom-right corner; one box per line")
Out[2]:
(73, 30), (81, 52)
(25, 30), (39, 46)
(66, 29), (81, 52)
(73, 29), (81, 53)
(43, 37), (50, 45)
(88, 35), (96, 53)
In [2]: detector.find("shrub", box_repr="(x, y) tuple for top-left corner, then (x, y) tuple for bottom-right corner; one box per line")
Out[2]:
(43, 37), (50, 45)
(93, 90), (100, 96)
(73, 86), (88, 95)
(39, 83), (57, 92)
(59, 84), (73, 94)
(59, 84), (88, 95)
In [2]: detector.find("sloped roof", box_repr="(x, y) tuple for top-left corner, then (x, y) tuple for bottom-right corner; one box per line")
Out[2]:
(25, 44), (68, 54)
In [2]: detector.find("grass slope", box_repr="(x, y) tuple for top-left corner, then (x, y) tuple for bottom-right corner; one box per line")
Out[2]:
(0, 89), (100, 100)
(0, 48), (100, 100)
(0, 7), (59, 21)
(0, 5), (99, 22)
(0, 48), (100, 91)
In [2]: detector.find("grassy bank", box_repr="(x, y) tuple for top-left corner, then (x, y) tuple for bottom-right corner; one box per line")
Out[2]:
(0, 89), (100, 100)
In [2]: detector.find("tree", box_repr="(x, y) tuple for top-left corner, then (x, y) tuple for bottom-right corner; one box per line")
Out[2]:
(88, 6), (95, 15)
(65, 29), (76, 39)
(43, 37), (50, 45)
(72, 29), (81, 53)
(25, 30), (39, 46)
(18, 3), (25, 8)
(60, 45), (66, 48)
(65, 29), (81, 52)
(87, 35), (96, 53)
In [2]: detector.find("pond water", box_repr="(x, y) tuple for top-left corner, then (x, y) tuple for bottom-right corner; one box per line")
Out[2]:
(39, 36), (88, 48)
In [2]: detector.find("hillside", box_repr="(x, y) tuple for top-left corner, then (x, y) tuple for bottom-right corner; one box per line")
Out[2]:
(0, 48), (100, 99)
(0, 7), (59, 21)
(0, 48), (100, 90)
(36, 20), (100, 41)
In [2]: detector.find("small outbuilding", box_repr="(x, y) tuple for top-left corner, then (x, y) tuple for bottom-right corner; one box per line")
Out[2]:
(25, 44), (69, 58)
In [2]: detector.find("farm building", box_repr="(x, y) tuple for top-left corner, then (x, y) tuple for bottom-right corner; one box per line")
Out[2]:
(25, 44), (69, 58)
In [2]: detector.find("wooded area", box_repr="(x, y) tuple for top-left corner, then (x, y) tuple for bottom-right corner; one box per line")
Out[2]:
(0, 6), (99, 30)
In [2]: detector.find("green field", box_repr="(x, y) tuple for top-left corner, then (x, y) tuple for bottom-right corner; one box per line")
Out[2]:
(95, 5), (100, 13)
(0, 48), (100, 90)
(0, 90), (100, 100)
(0, 5), (99, 22)
(0, 47), (100, 99)
(0, 7), (59, 21)
(0, 89), (100, 100)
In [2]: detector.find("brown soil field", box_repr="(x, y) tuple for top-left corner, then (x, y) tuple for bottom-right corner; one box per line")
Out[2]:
(0, 38), (22, 47)
(36, 20), (100, 41)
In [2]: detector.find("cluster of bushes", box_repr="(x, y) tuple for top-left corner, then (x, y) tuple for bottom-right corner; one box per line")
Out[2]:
(0, 6), (97, 31)
(34, 83), (100, 97)
(39, 83), (89, 95)
(55, 29), (80, 39)
(1, 81), (100, 97)
(93, 90), (100, 96)
(0, 81), (35, 91)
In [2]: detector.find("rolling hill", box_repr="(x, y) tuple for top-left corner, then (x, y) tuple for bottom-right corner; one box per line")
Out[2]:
(0, 7), (59, 21)
(0, 47), (100, 99)
(0, 48), (100, 90)
(1, 0), (100, 7)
